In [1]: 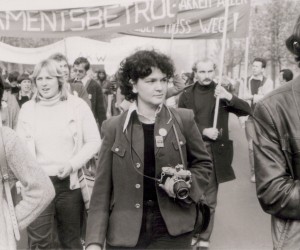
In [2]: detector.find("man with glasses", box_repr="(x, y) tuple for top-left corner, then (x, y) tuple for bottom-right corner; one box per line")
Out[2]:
(73, 57), (106, 128)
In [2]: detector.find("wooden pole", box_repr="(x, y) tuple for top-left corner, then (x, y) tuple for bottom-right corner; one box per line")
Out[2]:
(240, 36), (250, 98)
(63, 38), (69, 63)
(169, 22), (176, 56)
(213, 0), (230, 129)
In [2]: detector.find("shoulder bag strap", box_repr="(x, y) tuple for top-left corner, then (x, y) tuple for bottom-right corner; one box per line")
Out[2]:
(172, 123), (186, 169)
(0, 128), (20, 241)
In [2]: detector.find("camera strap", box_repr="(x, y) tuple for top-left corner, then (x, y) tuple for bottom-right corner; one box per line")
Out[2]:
(129, 121), (159, 182)
(129, 109), (186, 181)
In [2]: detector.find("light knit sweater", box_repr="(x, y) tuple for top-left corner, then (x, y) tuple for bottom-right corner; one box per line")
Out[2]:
(34, 94), (76, 176)
(17, 93), (101, 190)
(0, 126), (55, 250)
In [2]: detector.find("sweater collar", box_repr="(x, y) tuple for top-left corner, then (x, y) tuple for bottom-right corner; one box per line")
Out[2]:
(37, 92), (61, 106)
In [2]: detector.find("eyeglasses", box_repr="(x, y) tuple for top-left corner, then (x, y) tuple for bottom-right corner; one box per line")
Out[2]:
(73, 69), (85, 74)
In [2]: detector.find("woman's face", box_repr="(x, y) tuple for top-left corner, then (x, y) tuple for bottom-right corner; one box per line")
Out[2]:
(20, 79), (32, 93)
(36, 67), (60, 99)
(134, 67), (168, 109)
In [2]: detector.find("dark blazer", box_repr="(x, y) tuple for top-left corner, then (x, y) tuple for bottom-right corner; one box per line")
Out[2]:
(69, 81), (91, 108)
(178, 82), (252, 183)
(85, 78), (106, 128)
(86, 105), (212, 248)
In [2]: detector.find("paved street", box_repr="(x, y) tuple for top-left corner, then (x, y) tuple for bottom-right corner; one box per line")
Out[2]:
(18, 114), (272, 250)
(210, 114), (272, 250)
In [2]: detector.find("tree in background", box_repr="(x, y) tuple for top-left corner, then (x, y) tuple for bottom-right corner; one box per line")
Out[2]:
(250, 0), (300, 81)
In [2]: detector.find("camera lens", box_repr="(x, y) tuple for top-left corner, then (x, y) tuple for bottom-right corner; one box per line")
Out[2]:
(173, 180), (189, 200)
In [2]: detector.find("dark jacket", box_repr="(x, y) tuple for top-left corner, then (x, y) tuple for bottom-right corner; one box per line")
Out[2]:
(253, 75), (300, 220)
(86, 105), (212, 248)
(84, 79), (106, 128)
(178, 82), (251, 140)
(69, 81), (91, 108)
(178, 82), (251, 183)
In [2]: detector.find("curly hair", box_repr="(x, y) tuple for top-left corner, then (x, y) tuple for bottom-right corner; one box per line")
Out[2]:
(286, 15), (300, 68)
(117, 49), (175, 101)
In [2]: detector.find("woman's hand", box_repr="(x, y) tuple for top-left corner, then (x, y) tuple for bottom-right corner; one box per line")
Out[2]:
(159, 177), (176, 198)
(57, 163), (73, 179)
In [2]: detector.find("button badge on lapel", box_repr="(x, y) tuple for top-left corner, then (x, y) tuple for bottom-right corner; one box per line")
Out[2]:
(155, 136), (164, 148)
(159, 128), (167, 137)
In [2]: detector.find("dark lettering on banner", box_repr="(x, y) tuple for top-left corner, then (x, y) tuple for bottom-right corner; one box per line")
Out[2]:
(0, 0), (177, 38)
(124, 0), (251, 39)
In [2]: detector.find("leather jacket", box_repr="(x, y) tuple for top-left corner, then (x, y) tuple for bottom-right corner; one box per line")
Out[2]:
(253, 75), (300, 220)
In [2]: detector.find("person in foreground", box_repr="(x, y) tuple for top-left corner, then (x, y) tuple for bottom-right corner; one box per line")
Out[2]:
(0, 76), (55, 250)
(253, 14), (300, 249)
(17, 59), (101, 249)
(85, 50), (213, 250)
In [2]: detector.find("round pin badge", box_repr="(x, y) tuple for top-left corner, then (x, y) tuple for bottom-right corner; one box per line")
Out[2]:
(159, 128), (167, 137)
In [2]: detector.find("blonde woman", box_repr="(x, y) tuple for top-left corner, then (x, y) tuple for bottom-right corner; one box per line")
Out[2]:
(17, 59), (101, 249)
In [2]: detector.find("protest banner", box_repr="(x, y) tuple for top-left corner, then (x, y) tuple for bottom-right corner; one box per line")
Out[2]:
(0, 0), (177, 38)
(124, 0), (251, 39)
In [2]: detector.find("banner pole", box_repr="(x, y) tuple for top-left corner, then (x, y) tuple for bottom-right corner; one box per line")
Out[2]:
(213, 0), (230, 129)
(63, 38), (69, 63)
(239, 36), (250, 98)
(169, 22), (175, 55)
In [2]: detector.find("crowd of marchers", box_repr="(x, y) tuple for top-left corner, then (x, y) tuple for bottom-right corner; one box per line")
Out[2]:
(1, 14), (300, 250)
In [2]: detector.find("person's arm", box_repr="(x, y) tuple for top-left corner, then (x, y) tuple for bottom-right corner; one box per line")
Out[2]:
(69, 101), (101, 172)
(178, 91), (203, 137)
(4, 127), (55, 230)
(253, 102), (300, 219)
(166, 74), (185, 98)
(216, 85), (252, 117)
(181, 110), (213, 202)
(7, 93), (20, 130)
(85, 120), (114, 248)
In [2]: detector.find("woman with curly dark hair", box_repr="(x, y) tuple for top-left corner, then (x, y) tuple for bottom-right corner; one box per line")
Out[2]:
(85, 49), (212, 250)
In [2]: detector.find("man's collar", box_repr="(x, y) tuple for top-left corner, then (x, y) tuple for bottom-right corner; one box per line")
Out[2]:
(123, 102), (163, 132)
(79, 75), (89, 86)
(250, 75), (264, 81)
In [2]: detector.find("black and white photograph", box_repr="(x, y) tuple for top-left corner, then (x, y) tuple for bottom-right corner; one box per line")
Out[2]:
(0, 0), (300, 249)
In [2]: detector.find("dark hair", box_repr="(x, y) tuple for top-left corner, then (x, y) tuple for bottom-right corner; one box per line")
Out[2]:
(49, 53), (68, 63)
(253, 58), (267, 68)
(286, 15), (300, 68)
(8, 71), (20, 83)
(97, 69), (107, 81)
(0, 76), (4, 108)
(73, 57), (90, 71)
(17, 73), (31, 84)
(280, 69), (294, 82)
(117, 50), (175, 101)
